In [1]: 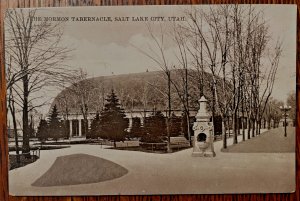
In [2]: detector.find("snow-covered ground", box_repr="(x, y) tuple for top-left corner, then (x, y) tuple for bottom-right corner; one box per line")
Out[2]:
(9, 129), (295, 195)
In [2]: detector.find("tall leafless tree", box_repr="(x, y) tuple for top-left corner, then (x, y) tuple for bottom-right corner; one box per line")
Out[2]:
(5, 9), (73, 155)
(66, 69), (99, 137)
(135, 23), (173, 152)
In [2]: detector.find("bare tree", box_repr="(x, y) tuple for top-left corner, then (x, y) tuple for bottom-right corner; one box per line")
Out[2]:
(5, 9), (73, 155)
(6, 55), (20, 158)
(183, 6), (233, 148)
(255, 43), (282, 134)
(66, 69), (98, 136)
(169, 23), (193, 146)
(135, 23), (173, 152)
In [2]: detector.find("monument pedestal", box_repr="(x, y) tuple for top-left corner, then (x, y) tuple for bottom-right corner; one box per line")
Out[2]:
(192, 96), (216, 157)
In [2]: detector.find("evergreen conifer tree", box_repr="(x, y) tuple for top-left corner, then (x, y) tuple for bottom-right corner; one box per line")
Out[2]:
(36, 119), (48, 142)
(98, 90), (129, 147)
(88, 112), (100, 139)
(142, 111), (167, 143)
(48, 105), (64, 141)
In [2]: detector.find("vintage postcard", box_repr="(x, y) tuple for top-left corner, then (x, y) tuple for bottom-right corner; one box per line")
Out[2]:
(5, 5), (296, 195)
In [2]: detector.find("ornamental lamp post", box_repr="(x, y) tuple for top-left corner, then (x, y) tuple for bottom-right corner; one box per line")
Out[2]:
(280, 105), (291, 137)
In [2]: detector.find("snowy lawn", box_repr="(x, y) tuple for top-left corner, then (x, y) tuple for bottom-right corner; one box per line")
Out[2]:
(9, 128), (295, 195)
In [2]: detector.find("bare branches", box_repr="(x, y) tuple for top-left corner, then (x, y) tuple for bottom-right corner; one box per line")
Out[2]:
(176, 5), (282, 145)
(5, 8), (74, 153)
(5, 9), (74, 92)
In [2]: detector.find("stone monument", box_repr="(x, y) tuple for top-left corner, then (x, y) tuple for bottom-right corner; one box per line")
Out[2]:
(192, 96), (216, 157)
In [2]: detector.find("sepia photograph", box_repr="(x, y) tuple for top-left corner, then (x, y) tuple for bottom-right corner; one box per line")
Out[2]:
(5, 5), (296, 195)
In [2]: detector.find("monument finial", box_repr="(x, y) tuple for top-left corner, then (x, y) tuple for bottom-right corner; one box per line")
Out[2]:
(195, 96), (210, 122)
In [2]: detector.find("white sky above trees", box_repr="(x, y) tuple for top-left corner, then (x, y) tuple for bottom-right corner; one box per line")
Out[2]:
(7, 5), (296, 116)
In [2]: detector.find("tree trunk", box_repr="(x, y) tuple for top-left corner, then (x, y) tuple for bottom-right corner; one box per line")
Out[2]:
(84, 118), (88, 136)
(184, 63), (190, 146)
(247, 117), (251, 140)
(22, 74), (30, 157)
(186, 114), (192, 147)
(241, 100), (245, 141)
(242, 117), (245, 141)
(166, 117), (171, 153)
(167, 72), (171, 153)
(81, 104), (89, 137)
(211, 80), (216, 142)
(257, 119), (261, 135)
(233, 113), (238, 144)
(227, 117), (230, 137)
(236, 115), (240, 136)
(267, 118), (271, 130)
(251, 118), (255, 138)
(9, 98), (20, 164)
(222, 120), (227, 149)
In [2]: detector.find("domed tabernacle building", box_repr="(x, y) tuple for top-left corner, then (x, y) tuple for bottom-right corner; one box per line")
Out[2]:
(50, 70), (228, 138)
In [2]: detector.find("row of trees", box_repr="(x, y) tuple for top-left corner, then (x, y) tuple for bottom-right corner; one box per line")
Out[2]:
(87, 90), (194, 145)
(139, 5), (284, 149)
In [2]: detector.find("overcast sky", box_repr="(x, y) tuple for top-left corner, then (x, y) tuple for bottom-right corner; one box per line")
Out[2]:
(24, 5), (297, 107)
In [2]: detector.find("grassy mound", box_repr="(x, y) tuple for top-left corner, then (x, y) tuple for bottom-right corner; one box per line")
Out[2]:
(222, 127), (295, 153)
(32, 154), (128, 187)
